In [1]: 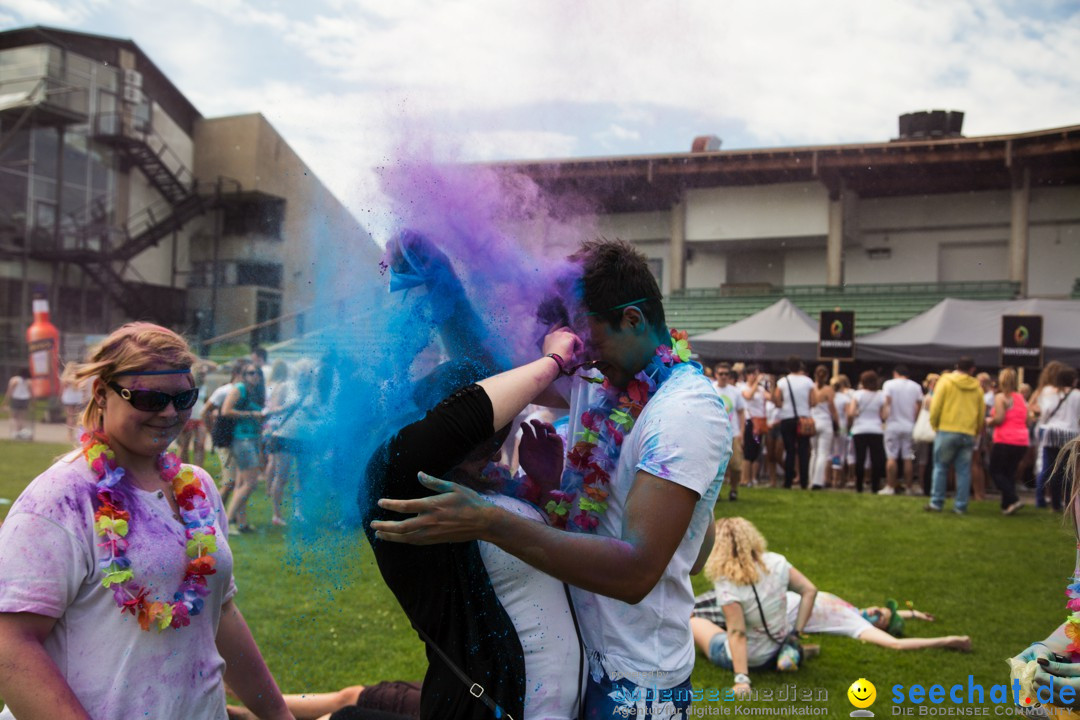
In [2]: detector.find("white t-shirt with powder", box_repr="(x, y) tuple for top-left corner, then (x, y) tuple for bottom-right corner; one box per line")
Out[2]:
(565, 362), (729, 688)
(712, 552), (793, 668)
(714, 383), (747, 438)
(480, 495), (583, 719)
(0, 455), (236, 720)
(785, 590), (873, 639)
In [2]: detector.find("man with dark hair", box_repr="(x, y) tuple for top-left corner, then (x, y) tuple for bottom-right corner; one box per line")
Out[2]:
(881, 364), (923, 495)
(374, 238), (731, 718)
(927, 356), (985, 514)
(714, 362), (746, 500)
(772, 356), (814, 489)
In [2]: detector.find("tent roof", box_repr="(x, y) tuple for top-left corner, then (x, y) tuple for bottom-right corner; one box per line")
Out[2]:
(857, 298), (1080, 367)
(690, 298), (819, 360)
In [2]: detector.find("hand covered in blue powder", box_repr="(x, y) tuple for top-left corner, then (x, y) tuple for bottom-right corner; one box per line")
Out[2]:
(1035, 657), (1080, 708)
(386, 229), (457, 292)
(518, 420), (564, 499)
(372, 472), (495, 544)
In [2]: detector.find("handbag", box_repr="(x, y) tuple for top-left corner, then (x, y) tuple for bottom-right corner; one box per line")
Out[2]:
(912, 407), (936, 443)
(787, 379), (816, 438)
(751, 416), (769, 436)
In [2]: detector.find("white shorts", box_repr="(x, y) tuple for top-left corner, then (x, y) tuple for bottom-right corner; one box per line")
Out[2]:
(885, 428), (915, 460)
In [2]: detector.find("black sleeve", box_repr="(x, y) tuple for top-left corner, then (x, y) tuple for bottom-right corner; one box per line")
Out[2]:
(360, 384), (525, 720)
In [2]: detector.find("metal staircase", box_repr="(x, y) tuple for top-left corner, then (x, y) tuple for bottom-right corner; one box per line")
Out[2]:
(25, 104), (220, 322)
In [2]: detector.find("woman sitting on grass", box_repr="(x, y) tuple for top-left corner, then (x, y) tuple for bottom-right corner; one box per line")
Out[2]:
(689, 517), (818, 697)
(0, 323), (291, 720)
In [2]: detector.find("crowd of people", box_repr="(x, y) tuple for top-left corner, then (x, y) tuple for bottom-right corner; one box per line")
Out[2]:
(0, 234), (1079, 719)
(698, 356), (1080, 515)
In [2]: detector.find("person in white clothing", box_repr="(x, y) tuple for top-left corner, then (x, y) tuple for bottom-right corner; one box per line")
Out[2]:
(690, 518), (817, 695)
(848, 370), (888, 494)
(715, 362), (747, 500)
(881, 364), (923, 495)
(773, 357), (815, 489)
(830, 375), (854, 489)
(808, 365), (839, 490)
(741, 365), (770, 490)
(4, 368), (34, 441)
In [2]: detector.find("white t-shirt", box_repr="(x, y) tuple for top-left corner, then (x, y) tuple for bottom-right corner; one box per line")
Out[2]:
(0, 455), (236, 720)
(714, 383), (747, 438)
(776, 374), (814, 420)
(481, 495), (583, 719)
(883, 378), (924, 433)
(208, 383), (233, 408)
(784, 591), (872, 639)
(565, 363), (729, 688)
(833, 391), (851, 434)
(712, 552), (792, 668)
(743, 382), (768, 419)
(1039, 387), (1080, 432)
(850, 389), (885, 435)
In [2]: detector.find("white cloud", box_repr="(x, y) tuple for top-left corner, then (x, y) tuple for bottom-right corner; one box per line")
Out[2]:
(1, 0), (98, 25)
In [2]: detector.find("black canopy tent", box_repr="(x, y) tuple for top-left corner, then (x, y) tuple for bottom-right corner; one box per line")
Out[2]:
(690, 298), (820, 361)
(857, 298), (1080, 368)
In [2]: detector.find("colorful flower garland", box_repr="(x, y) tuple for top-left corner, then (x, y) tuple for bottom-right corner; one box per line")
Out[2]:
(1065, 543), (1080, 660)
(547, 330), (692, 532)
(84, 433), (219, 632)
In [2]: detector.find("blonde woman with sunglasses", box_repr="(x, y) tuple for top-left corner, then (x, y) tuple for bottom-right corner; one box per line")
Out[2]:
(0, 322), (291, 720)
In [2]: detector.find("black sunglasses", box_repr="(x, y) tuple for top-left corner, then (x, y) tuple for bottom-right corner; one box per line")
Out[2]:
(108, 381), (199, 412)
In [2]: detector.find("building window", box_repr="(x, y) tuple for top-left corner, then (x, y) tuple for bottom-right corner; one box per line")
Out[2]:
(236, 262), (283, 289)
(254, 290), (281, 344)
(222, 200), (284, 239)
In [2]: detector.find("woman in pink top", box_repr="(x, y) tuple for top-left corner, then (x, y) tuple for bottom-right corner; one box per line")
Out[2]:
(988, 367), (1028, 516)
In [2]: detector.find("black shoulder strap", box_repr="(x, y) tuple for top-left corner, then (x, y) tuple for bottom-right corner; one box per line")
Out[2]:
(412, 623), (515, 720)
(1047, 389), (1073, 423)
(786, 378), (800, 420)
(751, 583), (785, 646)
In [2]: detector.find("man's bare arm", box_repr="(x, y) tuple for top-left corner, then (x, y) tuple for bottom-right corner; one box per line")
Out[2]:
(372, 469), (701, 604)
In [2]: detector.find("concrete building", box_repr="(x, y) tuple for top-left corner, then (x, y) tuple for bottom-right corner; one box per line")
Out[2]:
(0, 26), (378, 375)
(493, 113), (1080, 337)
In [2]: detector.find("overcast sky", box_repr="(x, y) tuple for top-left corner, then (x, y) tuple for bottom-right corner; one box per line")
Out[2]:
(3, 0), (1078, 227)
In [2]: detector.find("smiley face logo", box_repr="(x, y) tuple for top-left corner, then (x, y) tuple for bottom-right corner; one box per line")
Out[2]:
(848, 678), (877, 709)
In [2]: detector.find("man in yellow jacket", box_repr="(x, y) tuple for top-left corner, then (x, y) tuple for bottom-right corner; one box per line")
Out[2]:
(927, 357), (985, 514)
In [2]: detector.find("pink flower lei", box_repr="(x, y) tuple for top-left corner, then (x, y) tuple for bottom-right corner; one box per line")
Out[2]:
(83, 432), (219, 632)
(1065, 542), (1080, 659)
(548, 330), (693, 532)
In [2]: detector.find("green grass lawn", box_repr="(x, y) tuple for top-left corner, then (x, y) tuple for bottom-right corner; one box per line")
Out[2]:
(0, 439), (1072, 715)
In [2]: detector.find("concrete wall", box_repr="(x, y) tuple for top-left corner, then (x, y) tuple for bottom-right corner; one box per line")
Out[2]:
(194, 114), (380, 318)
(685, 182), (829, 242)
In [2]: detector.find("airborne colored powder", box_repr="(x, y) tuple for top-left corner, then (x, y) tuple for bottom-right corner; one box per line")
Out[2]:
(286, 152), (598, 570)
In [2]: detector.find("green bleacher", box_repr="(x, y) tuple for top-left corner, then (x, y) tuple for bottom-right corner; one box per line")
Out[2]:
(665, 281), (1020, 337)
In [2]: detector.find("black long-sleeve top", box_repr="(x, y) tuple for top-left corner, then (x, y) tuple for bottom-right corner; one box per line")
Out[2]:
(362, 384), (525, 720)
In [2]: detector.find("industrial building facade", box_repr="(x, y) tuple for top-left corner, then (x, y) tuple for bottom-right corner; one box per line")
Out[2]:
(0, 26), (379, 375)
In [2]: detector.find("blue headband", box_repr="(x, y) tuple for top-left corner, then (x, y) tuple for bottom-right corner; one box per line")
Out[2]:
(113, 368), (192, 377)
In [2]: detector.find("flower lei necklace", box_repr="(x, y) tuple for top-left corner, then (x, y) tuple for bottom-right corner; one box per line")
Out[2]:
(1064, 542), (1080, 659)
(84, 432), (219, 632)
(547, 330), (692, 532)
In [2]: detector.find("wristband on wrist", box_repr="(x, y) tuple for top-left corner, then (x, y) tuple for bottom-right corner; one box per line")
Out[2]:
(546, 353), (567, 375)
(734, 672), (751, 685)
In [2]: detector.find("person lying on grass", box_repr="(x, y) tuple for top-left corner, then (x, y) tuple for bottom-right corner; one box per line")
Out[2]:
(694, 588), (972, 653)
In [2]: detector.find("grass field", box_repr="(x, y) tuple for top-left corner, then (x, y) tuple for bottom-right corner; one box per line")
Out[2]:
(0, 439), (1072, 715)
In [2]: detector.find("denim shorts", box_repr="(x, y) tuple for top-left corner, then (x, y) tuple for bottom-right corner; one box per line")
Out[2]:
(707, 632), (734, 669)
(229, 437), (260, 470)
(585, 669), (693, 719)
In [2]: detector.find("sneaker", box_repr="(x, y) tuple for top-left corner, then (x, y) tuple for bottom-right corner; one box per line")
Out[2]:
(952, 507), (967, 516)
(877, 487), (896, 496)
(1003, 501), (1024, 516)
(729, 490), (738, 502)
(924, 503), (943, 512)
(909, 486), (925, 496)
